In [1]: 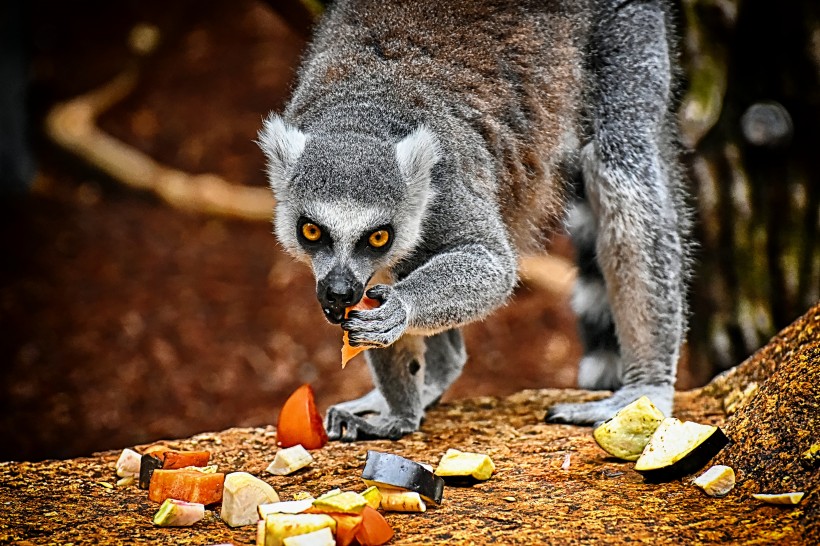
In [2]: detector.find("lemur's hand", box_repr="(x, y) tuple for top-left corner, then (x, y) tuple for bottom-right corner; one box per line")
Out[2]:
(343, 285), (409, 349)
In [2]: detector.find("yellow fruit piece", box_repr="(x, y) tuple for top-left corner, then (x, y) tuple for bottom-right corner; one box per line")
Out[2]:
(434, 449), (495, 481)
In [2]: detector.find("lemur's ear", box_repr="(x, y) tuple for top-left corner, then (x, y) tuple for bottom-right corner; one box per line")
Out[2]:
(258, 114), (306, 195)
(396, 125), (440, 209)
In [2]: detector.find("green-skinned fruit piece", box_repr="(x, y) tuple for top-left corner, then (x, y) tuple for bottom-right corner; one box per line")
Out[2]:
(434, 449), (495, 481)
(152, 498), (205, 526)
(634, 418), (730, 482)
(361, 451), (445, 505)
(260, 514), (336, 546)
(593, 396), (665, 461)
(311, 491), (367, 514)
(361, 486), (382, 510)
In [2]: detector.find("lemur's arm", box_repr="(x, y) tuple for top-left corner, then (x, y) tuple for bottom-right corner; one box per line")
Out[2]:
(344, 208), (518, 348)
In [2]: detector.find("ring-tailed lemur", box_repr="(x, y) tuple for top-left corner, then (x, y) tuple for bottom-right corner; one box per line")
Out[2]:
(259, 0), (690, 440)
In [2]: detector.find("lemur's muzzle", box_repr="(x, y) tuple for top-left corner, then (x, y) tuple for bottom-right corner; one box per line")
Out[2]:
(317, 266), (364, 324)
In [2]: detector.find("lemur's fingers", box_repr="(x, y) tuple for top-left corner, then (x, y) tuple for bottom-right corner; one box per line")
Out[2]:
(545, 384), (674, 426)
(343, 287), (409, 348)
(325, 406), (417, 441)
(347, 324), (405, 348)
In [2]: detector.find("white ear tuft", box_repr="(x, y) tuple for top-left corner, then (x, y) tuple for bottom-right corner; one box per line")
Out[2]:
(396, 125), (441, 185)
(258, 114), (307, 196)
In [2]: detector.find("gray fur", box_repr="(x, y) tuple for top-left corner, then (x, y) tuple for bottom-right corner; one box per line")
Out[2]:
(259, 0), (690, 438)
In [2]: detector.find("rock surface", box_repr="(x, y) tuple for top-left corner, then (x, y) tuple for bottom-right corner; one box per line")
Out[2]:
(2, 304), (818, 545)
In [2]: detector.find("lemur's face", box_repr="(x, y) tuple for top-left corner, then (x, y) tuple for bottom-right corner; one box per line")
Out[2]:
(259, 116), (440, 323)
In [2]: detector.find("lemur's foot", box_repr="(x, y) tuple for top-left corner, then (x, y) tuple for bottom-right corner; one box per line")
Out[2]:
(326, 406), (420, 442)
(545, 385), (674, 426)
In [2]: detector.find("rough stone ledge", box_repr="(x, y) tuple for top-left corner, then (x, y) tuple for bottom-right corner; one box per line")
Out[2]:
(2, 304), (818, 545)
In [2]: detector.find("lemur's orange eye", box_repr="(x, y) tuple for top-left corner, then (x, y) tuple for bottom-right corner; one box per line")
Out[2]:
(368, 230), (390, 248)
(302, 223), (322, 242)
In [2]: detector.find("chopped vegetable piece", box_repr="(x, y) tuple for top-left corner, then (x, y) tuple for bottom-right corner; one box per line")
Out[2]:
(311, 491), (367, 514)
(116, 476), (135, 487)
(434, 448), (495, 481)
(362, 451), (445, 504)
(184, 464), (219, 473)
(277, 385), (328, 450)
(752, 492), (805, 505)
(221, 472), (280, 528)
(257, 519), (267, 546)
(593, 396), (665, 461)
(316, 488), (341, 500)
(140, 453), (165, 489)
(152, 498), (205, 527)
(634, 418), (730, 482)
(361, 486), (382, 510)
(341, 297), (380, 368)
(260, 513), (336, 546)
(267, 445), (314, 476)
(258, 499), (315, 518)
(693, 465), (736, 497)
(139, 449), (212, 489)
(379, 490), (426, 512)
(561, 452), (571, 471)
(282, 527), (335, 546)
(329, 513), (363, 546)
(116, 448), (141, 478)
(148, 469), (225, 505)
(292, 492), (316, 501)
(354, 506), (394, 546)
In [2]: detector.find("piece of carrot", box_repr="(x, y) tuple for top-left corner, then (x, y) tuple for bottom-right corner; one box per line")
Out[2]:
(160, 449), (211, 469)
(341, 296), (381, 368)
(148, 469), (225, 505)
(354, 506), (394, 546)
(276, 384), (328, 450)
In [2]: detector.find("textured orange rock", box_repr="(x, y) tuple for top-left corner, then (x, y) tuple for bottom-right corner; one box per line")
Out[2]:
(1, 305), (818, 544)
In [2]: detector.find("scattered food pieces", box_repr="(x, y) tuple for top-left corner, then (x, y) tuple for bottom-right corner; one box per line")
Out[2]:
(267, 445), (314, 476)
(502, 496), (516, 502)
(276, 385), (328, 450)
(752, 492), (805, 505)
(634, 418), (730, 482)
(802, 443), (820, 466)
(148, 468), (225, 505)
(362, 451), (445, 505)
(221, 472), (280, 528)
(341, 297), (380, 368)
(593, 396), (665, 461)
(257, 513), (337, 546)
(116, 476), (135, 487)
(561, 452), (572, 471)
(693, 465), (736, 497)
(115, 448), (141, 478)
(152, 498), (205, 527)
(434, 449), (495, 481)
(282, 527), (335, 546)
(379, 490), (426, 513)
(293, 491), (316, 501)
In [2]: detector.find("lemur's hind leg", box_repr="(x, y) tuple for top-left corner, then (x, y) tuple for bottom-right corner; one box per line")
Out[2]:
(325, 329), (466, 441)
(548, 0), (688, 424)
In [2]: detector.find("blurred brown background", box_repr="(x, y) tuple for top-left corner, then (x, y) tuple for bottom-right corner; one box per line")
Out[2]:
(1, 0), (818, 462)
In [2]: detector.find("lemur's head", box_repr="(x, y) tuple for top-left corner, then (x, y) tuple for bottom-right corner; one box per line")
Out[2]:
(258, 115), (440, 323)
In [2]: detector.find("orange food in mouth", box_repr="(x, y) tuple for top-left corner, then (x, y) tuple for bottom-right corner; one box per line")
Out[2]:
(341, 296), (381, 368)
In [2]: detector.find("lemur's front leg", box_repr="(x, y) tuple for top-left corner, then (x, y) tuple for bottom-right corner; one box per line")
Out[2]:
(327, 243), (515, 441)
(547, 0), (688, 424)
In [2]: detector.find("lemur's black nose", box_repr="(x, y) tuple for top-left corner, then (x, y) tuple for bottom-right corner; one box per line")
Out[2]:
(325, 285), (356, 307)
(317, 267), (364, 324)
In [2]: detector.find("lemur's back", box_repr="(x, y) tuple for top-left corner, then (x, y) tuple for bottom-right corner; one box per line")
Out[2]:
(285, 0), (591, 250)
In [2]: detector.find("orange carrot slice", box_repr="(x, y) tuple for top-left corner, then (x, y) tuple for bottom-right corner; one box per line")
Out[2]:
(276, 384), (328, 449)
(329, 513), (364, 546)
(148, 469), (225, 505)
(341, 296), (381, 368)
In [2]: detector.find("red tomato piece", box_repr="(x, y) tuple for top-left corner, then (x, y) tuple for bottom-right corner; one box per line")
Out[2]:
(354, 506), (394, 546)
(276, 384), (328, 449)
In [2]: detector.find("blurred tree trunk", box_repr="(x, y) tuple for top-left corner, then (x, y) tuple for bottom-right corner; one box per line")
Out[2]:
(679, 0), (820, 379)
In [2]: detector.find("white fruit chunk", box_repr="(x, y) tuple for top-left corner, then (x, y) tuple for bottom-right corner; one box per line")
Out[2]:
(221, 472), (280, 528)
